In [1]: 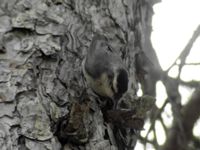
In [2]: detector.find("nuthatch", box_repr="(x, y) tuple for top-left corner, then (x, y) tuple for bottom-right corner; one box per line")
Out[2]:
(82, 34), (128, 108)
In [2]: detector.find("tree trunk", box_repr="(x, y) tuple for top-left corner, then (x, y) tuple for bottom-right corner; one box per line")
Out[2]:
(0, 0), (157, 149)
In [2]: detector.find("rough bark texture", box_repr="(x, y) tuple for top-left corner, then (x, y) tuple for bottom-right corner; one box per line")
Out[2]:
(2, 0), (200, 150)
(0, 0), (157, 150)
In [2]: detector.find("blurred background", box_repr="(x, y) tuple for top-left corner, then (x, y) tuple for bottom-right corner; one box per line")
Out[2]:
(136, 0), (200, 149)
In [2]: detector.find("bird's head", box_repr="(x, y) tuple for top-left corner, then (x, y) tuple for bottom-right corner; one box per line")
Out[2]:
(112, 68), (129, 101)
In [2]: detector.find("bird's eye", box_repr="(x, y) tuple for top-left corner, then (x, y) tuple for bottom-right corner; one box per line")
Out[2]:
(107, 46), (113, 52)
(107, 47), (111, 52)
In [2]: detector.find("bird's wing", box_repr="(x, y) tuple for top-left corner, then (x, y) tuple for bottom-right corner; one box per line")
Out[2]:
(84, 51), (113, 79)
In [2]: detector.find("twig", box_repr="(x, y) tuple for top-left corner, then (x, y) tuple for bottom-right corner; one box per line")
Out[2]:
(159, 115), (168, 134)
(166, 25), (200, 76)
(185, 62), (200, 66)
(161, 89), (200, 150)
(179, 80), (200, 88)
(145, 100), (168, 139)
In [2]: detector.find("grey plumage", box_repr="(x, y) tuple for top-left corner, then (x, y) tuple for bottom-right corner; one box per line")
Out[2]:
(82, 34), (128, 108)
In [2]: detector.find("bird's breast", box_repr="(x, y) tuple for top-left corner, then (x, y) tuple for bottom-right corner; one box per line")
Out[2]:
(83, 68), (114, 98)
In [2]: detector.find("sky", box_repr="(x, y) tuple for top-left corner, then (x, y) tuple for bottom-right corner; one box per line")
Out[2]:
(151, 0), (200, 72)
(135, 0), (200, 149)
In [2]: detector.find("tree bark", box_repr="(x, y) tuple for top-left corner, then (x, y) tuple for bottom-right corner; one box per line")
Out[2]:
(0, 0), (158, 149)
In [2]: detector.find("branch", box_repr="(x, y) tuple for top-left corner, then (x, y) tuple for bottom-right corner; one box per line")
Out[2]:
(161, 89), (200, 150)
(185, 62), (200, 66)
(166, 25), (200, 74)
(179, 80), (200, 88)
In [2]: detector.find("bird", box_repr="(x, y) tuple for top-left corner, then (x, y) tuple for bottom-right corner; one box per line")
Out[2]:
(82, 34), (129, 109)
